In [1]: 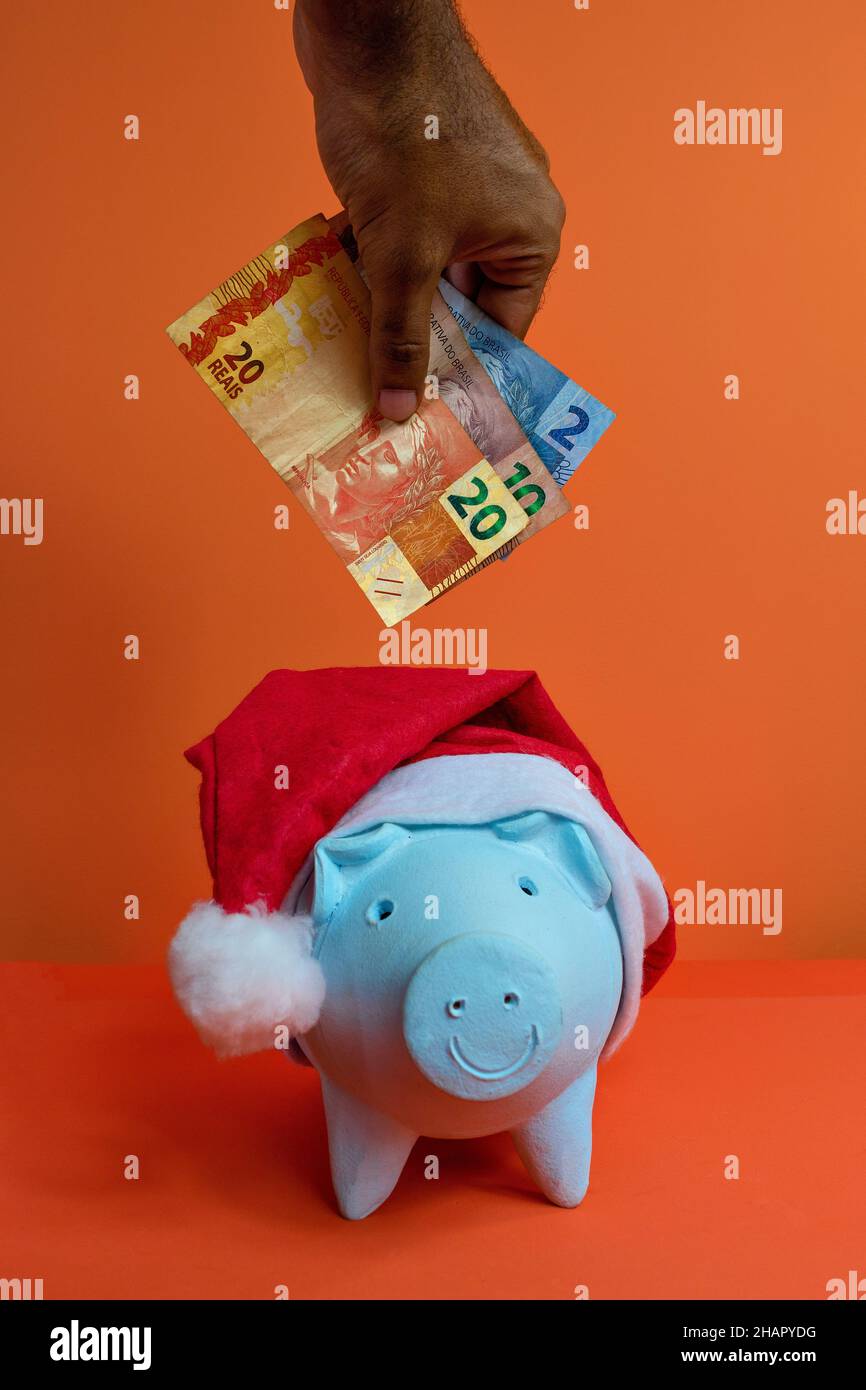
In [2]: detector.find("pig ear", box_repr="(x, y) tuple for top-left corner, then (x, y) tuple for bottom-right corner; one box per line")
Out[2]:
(313, 823), (412, 927)
(493, 812), (612, 910)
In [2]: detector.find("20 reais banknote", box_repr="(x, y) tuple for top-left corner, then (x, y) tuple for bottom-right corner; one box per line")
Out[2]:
(166, 214), (568, 621)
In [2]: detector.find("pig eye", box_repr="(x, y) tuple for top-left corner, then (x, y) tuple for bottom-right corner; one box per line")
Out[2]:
(518, 876), (538, 897)
(366, 898), (394, 925)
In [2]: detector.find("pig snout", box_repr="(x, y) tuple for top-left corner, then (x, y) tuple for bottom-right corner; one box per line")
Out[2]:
(401, 932), (563, 1100)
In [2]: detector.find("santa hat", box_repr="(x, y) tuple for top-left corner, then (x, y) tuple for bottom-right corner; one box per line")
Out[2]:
(169, 668), (675, 1060)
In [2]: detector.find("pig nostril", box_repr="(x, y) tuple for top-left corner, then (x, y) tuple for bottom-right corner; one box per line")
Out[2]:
(447, 998), (466, 1018)
(503, 992), (519, 1008)
(518, 876), (538, 896)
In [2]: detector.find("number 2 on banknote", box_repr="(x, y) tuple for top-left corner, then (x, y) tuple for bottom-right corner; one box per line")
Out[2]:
(445, 477), (507, 539)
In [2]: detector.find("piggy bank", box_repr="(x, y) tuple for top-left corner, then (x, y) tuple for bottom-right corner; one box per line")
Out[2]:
(169, 669), (673, 1221)
(290, 811), (623, 1219)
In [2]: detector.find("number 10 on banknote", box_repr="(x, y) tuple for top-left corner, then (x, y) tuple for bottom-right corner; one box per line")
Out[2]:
(166, 214), (566, 622)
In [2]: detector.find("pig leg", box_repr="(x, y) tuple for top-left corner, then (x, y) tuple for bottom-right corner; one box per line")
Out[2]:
(510, 1065), (598, 1207)
(320, 1075), (417, 1220)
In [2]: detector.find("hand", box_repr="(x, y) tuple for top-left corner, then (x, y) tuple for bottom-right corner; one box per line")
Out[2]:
(294, 0), (565, 421)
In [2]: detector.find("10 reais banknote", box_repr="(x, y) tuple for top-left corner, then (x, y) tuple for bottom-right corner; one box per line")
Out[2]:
(165, 214), (612, 621)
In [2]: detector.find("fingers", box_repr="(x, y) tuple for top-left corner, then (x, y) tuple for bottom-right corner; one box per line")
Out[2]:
(444, 261), (482, 299)
(361, 237), (442, 421)
(475, 277), (548, 340)
(355, 175), (564, 410)
(474, 189), (565, 339)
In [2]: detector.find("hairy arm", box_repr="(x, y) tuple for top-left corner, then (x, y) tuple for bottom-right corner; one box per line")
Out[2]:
(294, 0), (565, 420)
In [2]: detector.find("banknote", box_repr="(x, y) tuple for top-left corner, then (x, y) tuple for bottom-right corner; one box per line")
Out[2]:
(426, 286), (567, 552)
(166, 215), (534, 623)
(437, 277), (616, 486)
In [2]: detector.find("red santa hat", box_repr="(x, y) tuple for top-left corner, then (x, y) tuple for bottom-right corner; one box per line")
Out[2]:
(169, 668), (675, 1059)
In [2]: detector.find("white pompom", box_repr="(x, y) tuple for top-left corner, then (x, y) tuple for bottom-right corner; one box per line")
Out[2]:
(168, 901), (326, 1058)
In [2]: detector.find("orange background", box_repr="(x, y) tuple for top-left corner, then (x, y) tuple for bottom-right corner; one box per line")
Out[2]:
(2, 0), (865, 968)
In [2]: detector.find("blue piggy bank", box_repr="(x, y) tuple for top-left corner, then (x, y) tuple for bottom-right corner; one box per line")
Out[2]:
(291, 811), (623, 1219)
(169, 673), (673, 1222)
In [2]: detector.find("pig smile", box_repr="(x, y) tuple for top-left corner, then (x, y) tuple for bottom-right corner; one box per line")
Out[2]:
(449, 1025), (540, 1081)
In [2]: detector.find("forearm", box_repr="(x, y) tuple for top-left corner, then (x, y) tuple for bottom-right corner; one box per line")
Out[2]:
(295, 0), (470, 87)
(295, 0), (535, 166)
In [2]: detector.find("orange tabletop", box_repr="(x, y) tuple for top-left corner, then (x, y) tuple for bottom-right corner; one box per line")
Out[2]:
(1, 959), (863, 1300)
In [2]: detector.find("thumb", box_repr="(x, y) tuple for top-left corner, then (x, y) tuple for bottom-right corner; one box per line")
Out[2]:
(362, 241), (440, 422)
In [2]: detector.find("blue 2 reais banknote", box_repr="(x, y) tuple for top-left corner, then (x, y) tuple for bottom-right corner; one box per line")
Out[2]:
(437, 277), (615, 487)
